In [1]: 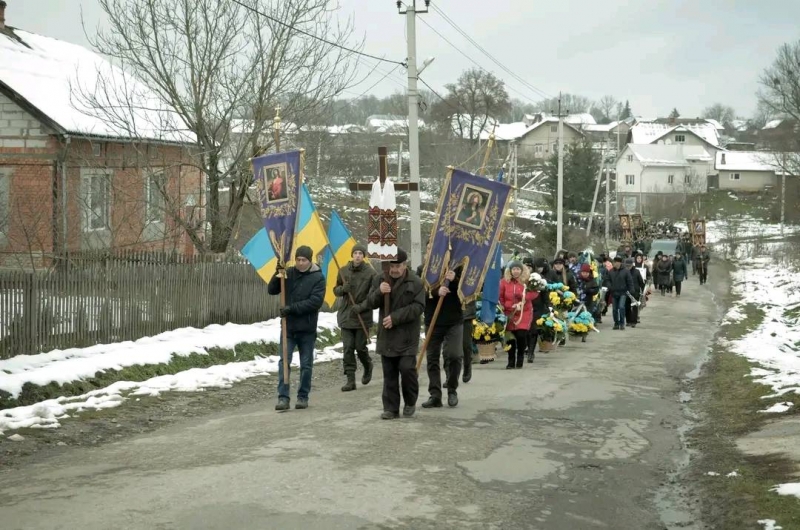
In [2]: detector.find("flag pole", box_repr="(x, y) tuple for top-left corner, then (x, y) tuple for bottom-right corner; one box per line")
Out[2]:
(273, 106), (290, 386)
(330, 251), (372, 343)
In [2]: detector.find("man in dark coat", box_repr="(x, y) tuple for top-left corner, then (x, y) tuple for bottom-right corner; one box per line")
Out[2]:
(654, 254), (672, 296)
(672, 250), (688, 297)
(695, 244), (711, 285)
(624, 258), (645, 327)
(268, 245), (326, 411)
(356, 248), (425, 420)
(445, 300), (477, 384)
(333, 243), (379, 392)
(422, 267), (464, 408)
(603, 256), (634, 330)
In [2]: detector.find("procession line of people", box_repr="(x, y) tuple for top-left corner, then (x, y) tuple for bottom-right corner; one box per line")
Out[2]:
(267, 241), (711, 419)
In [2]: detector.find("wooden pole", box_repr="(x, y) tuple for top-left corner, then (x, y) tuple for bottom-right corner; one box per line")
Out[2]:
(330, 252), (371, 343)
(478, 125), (497, 177)
(279, 269), (290, 385)
(415, 268), (451, 371)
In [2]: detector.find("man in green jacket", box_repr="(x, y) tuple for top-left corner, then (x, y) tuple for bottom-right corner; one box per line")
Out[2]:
(333, 244), (379, 392)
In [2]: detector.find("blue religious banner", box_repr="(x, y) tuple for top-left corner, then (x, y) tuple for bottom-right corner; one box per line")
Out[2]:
(252, 150), (303, 265)
(422, 167), (513, 303)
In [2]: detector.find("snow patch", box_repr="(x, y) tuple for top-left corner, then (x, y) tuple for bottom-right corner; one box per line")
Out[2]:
(758, 519), (783, 530)
(759, 402), (794, 414)
(771, 483), (800, 498)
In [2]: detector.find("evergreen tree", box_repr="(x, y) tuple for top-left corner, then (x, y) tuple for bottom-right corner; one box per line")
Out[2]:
(543, 138), (602, 214)
(619, 100), (633, 120)
(669, 108), (680, 119)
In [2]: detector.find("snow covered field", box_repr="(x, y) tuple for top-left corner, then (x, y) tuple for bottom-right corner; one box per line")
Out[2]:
(0, 311), (375, 433)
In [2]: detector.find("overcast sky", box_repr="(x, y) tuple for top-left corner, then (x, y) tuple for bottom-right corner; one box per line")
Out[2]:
(7, 0), (800, 120)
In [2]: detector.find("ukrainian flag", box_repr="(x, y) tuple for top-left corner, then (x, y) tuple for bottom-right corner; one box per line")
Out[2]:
(321, 210), (359, 307)
(241, 183), (331, 284)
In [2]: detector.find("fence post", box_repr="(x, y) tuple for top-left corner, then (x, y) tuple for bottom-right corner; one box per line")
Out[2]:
(23, 272), (41, 355)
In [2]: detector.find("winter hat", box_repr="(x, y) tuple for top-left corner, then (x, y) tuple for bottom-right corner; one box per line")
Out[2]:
(580, 263), (592, 273)
(295, 245), (313, 261)
(624, 258), (635, 266)
(552, 258), (565, 265)
(390, 248), (409, 263)
(613, 256), (623, 263)
(508, 260), (523, 271)
(522, 256), (535, 267)
(352, 243), (367, 256)
(532, 257), (547, 269)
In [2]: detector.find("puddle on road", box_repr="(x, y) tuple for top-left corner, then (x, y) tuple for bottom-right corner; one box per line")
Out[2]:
(458, 437), (563, 484)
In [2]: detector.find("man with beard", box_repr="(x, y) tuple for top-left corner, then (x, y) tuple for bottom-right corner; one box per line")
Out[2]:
(269, 245), (326, 411)
(333, 244), (379, 392)
(356, 249), (425, 420)
(604, 256), (634, 330)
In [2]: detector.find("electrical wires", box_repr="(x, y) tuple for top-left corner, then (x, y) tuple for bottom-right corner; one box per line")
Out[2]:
(227, 0), (406, 67)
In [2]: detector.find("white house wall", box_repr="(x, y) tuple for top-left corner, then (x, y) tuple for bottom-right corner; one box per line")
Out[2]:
(718, 169), (777, 191)
(518, 125), (582, 159)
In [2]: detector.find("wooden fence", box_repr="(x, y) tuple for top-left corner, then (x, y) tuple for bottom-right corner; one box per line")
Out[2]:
(0, 252), (280, 359)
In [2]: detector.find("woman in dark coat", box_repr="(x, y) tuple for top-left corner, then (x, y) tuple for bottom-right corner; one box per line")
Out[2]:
(671, 250), (687, 297)
(654, 254), (672, 296)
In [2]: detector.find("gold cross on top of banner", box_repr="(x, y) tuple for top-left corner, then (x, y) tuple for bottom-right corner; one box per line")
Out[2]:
(348, 147), (420, 192)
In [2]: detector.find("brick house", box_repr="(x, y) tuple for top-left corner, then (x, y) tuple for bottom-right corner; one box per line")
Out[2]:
(0, 2), (203, 269)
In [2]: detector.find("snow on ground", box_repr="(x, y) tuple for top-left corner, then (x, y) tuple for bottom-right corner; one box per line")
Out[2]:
(759, 519), (783, 530)
(771, 483), (800, 498)
(0, 311), (379, 433)
(674, 217), (800, 246)
(759, 402), (794, 413)
(723, 257), (800, 405)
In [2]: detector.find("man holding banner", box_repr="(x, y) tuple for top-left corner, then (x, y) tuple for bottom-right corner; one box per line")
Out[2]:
(333, 244), (379, 392)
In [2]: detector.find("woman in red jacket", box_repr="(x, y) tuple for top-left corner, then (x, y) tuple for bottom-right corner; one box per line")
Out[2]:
(499, 260), (539, 369)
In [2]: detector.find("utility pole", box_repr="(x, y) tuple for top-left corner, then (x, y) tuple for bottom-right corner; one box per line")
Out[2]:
(398, 0), (428, 267)
(604, 165), (611, 249)
(587, 141), (607, 237)
(781, 151), (787, 235)
(555, 93), (567, 252)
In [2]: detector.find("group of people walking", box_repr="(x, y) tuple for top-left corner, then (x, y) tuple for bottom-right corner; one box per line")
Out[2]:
(266, 240), (711, 420)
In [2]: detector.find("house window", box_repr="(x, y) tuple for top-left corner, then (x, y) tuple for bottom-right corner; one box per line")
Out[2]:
(145, 171), (166, 224)
(668, 174), (674, 184)
(534, 144), (543, 154)
(626, 174), (635, 185)
(92, 143), (102, 157)
(684, 174), (691, 184)
(730, 173), (741, 181)
(82, 171), (110, 231)
(551, 124), (558, 133)
(675, 134), (686, 143)
(627, 155), (634, 162)
(0, 170), (9, 234)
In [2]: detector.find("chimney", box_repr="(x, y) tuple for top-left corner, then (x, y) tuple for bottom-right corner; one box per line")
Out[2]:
(0, 1), (6, 30)
(721, 153), (726, 165)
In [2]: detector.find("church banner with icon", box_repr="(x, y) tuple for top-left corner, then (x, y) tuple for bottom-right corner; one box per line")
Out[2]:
(422, 167), (513, 303)
(252, 150), (303, 265)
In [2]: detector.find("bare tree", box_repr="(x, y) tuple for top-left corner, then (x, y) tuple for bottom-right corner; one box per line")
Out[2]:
(430, 68), (511, 142)
(758, 40), (800, 175)
(535, 93), (593, 114)
(596, 95), (619, 123)
(703, 103), (736, 126)
(78, 0), (360, 253)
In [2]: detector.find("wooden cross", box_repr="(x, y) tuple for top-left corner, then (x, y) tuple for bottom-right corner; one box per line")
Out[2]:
(348, 146), (420, 192)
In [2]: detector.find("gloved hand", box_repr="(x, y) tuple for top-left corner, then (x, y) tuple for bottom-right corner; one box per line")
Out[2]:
(341, 283), (351, 295)
(279, 306), (291, 318)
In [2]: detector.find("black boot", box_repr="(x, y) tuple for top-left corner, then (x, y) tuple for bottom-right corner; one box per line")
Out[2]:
(462, 362), (472, 383)
(361, 359), (373, 386)
(421, 397), (443, 408)
(341, 373), (356, 392)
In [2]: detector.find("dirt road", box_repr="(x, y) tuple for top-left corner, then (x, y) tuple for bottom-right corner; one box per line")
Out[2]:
(0, 278), (720, 530)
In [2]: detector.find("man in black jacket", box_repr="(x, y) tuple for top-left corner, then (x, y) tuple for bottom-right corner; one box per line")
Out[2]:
(268, 245), (326, 411)
(624, 258), (645, 328)
(546, 258), (577, 293)
(422, 267), (464, 408)
(333, 244), (379, 392)
(604, 256), (634, 331)
(357, 248), (425, 420)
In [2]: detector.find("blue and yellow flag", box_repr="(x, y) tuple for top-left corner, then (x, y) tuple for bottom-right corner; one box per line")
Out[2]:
(321, 210), (358, 307)
(241, 182), (330, 283)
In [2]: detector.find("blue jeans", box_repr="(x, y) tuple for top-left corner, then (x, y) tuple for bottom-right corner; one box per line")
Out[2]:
(611, 294), (626, 326)
(277, 332), (316, 401)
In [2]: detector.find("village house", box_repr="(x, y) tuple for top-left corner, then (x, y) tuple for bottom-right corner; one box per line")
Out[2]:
(758, 118), (799, 150)
(615, 143), (714, 215)
(481, 114), (584, 159)
(0, 3), (202, 269)
(714, 151), (784, 192)
(627, 120), (724, 158)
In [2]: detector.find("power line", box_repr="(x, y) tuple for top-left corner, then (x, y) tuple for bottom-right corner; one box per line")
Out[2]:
(227, 0), (406, 67)
(414, 15), (542, 106)
(345, 64), (404, 101)
(430, 3), (553, 100)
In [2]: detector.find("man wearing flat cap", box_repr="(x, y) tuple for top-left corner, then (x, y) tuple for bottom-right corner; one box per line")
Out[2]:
(268, 245), (326, 411)
(355, 248), (425, 420)
(333, 243), (379, 392)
